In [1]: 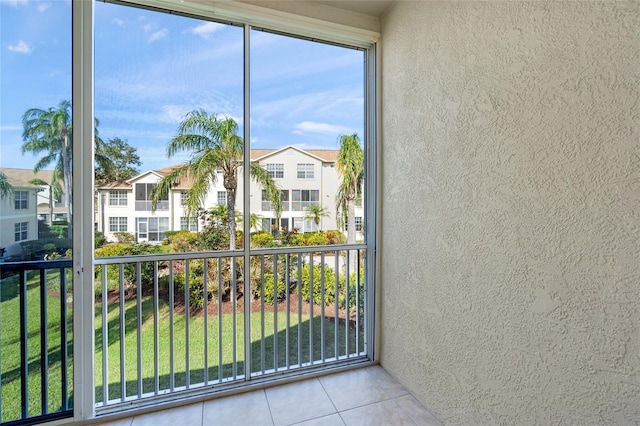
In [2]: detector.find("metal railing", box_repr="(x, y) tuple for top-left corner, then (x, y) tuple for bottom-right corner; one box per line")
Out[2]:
(94, 244), (367, 411)
(0, 260), (73, 425)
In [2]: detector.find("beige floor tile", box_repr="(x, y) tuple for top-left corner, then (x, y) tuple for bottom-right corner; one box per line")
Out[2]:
(339, 399), (415, 426)
(265, 379), (337, 426)
(131, 402), (203, 426)
(395, 394), (441, 425)
(319, 368), (391, 412)
(364, 366), (410, 398)
(94, 418), (134, 426)
(291, 413), (345, 426)
(202, 390), (273, 426)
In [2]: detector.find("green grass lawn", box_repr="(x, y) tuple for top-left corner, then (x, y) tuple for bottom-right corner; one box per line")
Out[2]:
(1, 271), (361, 422)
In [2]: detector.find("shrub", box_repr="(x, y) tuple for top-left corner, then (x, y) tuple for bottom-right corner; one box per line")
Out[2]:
(113, 232), (135, 243)
(94, 243), (164, 296)
(95, 231), (107, 248)
(324, 230), (346, 245)
(251, 231), (274, 248)
(262, 273), (287, 305)
(173, 268), (206, 310)
(299, 263), (341, 306)
(304, 233), (329, 246)
(339, 269), (365, 313)
(198, 225), (229, 250)
(165, 230), (197, 251)
(18, 238), (72, 261)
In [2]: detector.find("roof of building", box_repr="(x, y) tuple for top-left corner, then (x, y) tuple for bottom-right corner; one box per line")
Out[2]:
(0, 168), (60, 189)
(96, 146), (340, 190)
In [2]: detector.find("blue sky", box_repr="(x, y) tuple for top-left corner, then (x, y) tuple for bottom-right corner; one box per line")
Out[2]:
(1, 0), (364, 172)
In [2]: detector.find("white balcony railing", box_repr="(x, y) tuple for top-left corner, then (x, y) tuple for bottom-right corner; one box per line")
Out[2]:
(93, 245), (367, 412)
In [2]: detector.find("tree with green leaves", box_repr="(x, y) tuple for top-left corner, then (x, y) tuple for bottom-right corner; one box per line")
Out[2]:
(21, 100), (102, 234)
(152, 110), (280, 250)
(95, 137), (141, 185)
(336, 133), (364, 248)
(0, 171), (13, 199)
(304, 204), (330, 232)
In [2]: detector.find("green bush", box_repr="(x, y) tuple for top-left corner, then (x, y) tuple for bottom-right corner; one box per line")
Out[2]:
(304, 233), (329, 246)
(49, 224), (68, 239)
(18, 238), (72, 261)
(94, 243), (164, 296)
(95, 231), (107, 248)
(262, 273), (287, 305)
(173, 268), (206, 310)
(250, 231), (274, 248)
(164, 230), (197, 251)
(339, 269), (365, 313)
(299, 263), (341, 306)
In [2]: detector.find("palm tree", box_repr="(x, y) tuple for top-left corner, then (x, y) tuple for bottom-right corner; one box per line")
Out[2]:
(152, 110), (280, 250)
(21, 100), (103, 235)
(21, 100), (73, 231)
(336, 133), (364, 244)
(304, 204), (330, 232)
(336, 134), (364, 270)
(0, 171), (13, 199)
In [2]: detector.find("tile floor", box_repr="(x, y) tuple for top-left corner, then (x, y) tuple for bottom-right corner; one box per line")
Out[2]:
(96, 366), (442, 426)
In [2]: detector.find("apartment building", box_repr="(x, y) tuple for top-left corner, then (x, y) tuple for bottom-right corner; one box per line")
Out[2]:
(95, 146), (364, 243)
(0, 168), (68, 250)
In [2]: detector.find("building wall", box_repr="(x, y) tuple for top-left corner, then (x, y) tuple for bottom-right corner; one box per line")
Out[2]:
(0, 189), (38, 250)
(379, 2), (639, 424)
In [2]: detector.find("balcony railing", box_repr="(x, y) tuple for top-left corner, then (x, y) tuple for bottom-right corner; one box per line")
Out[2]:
(94, 244), (367, 413)
(135, 201), (168, 211)
(0, 259), (73, 425)
(1, 245), (368, 423)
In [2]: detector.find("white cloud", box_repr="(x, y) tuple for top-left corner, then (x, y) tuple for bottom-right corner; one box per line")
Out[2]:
(7, 40), (33, 54)
(293, 121), (354, 136)
(148, 28), (168, 43)
(190, 22), (224, 39)
(4, 0), (28, 7)
(113, 18), (124, 27)
(37, 2), (50, 12)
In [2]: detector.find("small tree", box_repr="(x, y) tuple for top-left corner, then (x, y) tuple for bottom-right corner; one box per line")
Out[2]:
(304, 204), (330, 232)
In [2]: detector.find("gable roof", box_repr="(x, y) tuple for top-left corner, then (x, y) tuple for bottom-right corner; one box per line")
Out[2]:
(251, 146), (338, 162)
(0, 168), (62, 189)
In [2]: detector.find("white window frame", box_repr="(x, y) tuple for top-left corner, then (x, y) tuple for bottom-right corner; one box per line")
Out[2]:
(108, 217), (128, 232)
(217, 190), (227, 206)
(180, 216), (198, 231)
(14, 190), (29, 210)
(296, 163), (314, 179)
(14, 221), (28, 241)
(108, 190), (128, 206)
(266, 163), (284, 179)
(74, 1), (378, 420)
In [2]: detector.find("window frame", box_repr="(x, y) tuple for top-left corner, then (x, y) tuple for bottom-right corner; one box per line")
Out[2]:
(74, 1), (379, 419)
(108, 216), (128, 232)
(14, 190), (29, 210)
(108, 190), (128, 206)
(266, 163), (284, 179)
(14, 221), (28, 241)
(296, 163), (315, 179)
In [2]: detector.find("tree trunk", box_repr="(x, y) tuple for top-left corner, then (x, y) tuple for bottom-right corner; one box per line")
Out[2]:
(224, 170), (237, 250)
(346, 197), (356, 270)
(63, 138), (72, 239)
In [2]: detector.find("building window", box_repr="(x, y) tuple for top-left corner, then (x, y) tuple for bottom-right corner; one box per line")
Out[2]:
(136, 217), (169, 242)
(266, 163), (284, 179)
(297, 163), (314, 179)
(291, 189), (319, 211)
(135, 183), (167, 211)
(217, 191), (227, 206)
(180, 217), (198, 231)
(180, 191), (187, 205)
(293, 217), (317, 233)
(345, 216), (363, 232)
(14, 222), (28, 242)
(109, 217), (128, 232)
(261, 190), (289, 211)
(14, 191), (28, 210)
(108, 190), (128, 206)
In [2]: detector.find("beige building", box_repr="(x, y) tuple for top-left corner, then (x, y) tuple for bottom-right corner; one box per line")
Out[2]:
(95, 146), (363, 243)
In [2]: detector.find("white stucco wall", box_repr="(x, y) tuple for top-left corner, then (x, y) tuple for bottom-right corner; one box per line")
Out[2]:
(380, 1), (639, 424)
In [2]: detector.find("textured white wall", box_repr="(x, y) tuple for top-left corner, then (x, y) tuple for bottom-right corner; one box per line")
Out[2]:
(379, 2), (639, 424)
